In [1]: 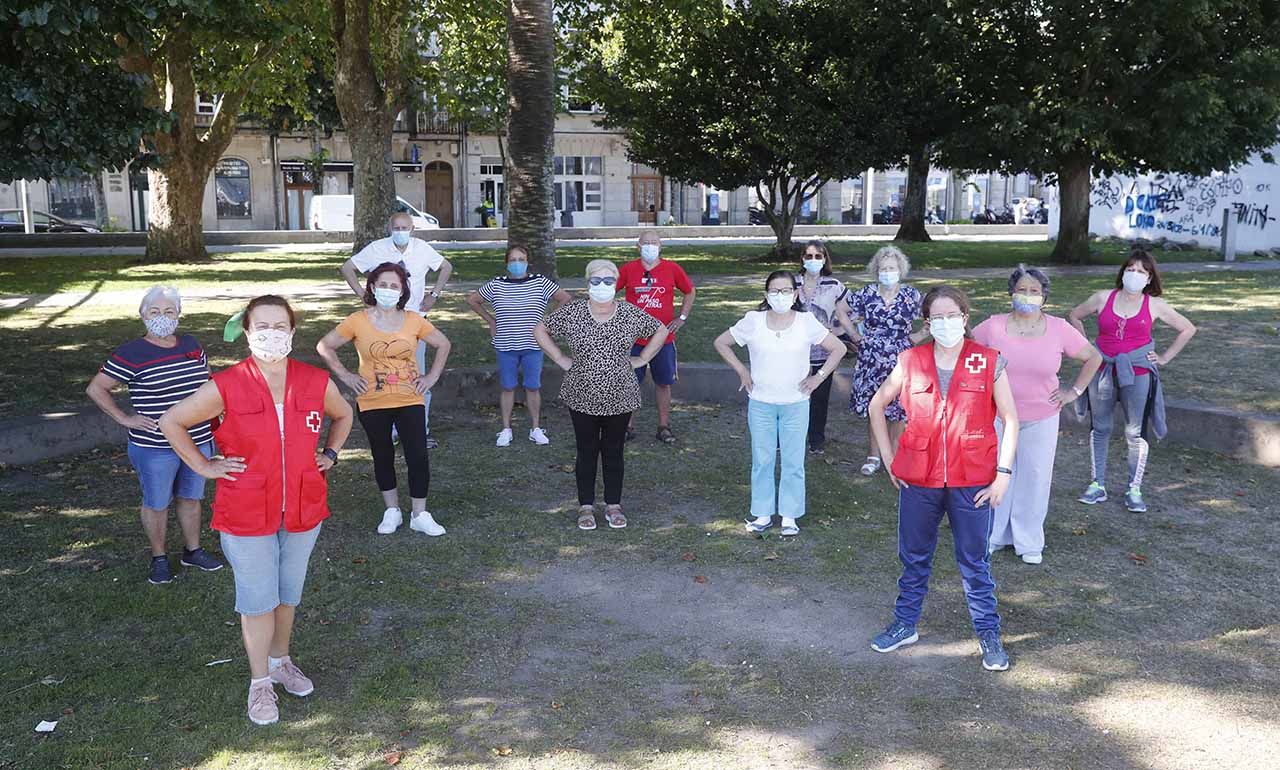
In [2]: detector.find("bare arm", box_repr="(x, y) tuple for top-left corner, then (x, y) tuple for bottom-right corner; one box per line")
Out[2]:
(551, 288), (573, 308)
(1052, 344), (1103, 408)
(1069, 290), (1107, 337)
(466, 290), (497, 334)
(85, 372), (155, 431)
(799, 334), (848, 394)
(976, 373), (1019, 508)
(415, 328), (451, 393)
(631, 324), (671, 368)
(667, 286), (697, 332)
(534, 322), (573, 371)
(317, 379), (354, 471)
(1150, 297), (1197, 365)
(834, 303), (858, 340)
(159, 381), (244, 481)
(420, 259), (454, 311)
(339, 258), (365, 299)
(315, 329), (366, 395)
(869, 359), (906, 485)
(713, 329), (752, 393)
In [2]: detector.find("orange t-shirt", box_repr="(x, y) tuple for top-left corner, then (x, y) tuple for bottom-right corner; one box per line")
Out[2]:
(334, 310), (436, 412)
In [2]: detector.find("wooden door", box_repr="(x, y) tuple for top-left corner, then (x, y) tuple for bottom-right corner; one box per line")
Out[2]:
(425, 162), (455, 227)
(631, 177), (662, 223)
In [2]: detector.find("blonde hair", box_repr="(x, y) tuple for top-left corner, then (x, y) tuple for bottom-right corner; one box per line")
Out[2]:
(866, 245), (911, 281)
(584, 259), (619, 280)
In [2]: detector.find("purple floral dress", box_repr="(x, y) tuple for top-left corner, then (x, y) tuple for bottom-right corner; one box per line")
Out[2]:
(847, 283), (922, 420)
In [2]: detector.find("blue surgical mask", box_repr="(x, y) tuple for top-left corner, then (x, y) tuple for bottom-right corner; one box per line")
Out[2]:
(390, 230), (411, 247)
(640, 244), (660, 264)
(929, 316), (966, 348)
(803, 258), (824, 275)
(878, 270), (900, 287)
(507, 261), (528, 278)
(373, 287), (401, 308)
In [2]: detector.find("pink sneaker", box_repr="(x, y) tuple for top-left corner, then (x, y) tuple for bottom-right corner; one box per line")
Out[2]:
(247, 679), (279, 725)
(269, 657), (314, 696)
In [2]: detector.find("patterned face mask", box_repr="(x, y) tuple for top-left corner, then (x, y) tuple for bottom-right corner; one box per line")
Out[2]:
(247, 329), (293, 363)
(144, 315), (179, 337)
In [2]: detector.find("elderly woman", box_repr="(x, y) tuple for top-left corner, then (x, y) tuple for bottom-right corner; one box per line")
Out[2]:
(795, 240), (858, 454)
(846, 245), (927, 475)
(86, 286), (224, 585)
(317, 261), (452, 537)
(161, 295), (353, 726)
(973, 266), (1102, 564)
(534, 259), (669, 530)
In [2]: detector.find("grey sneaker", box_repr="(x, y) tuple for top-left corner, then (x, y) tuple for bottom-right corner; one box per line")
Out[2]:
(978, 630), (1009, 671)
(871, 619), (919, 653)
(1078, 481), (1108, 505)
(1125, 486), (1147, 513)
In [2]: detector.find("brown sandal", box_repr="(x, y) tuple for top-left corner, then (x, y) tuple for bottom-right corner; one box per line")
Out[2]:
(577, 506), (597, 531)
(604, 505), (627, 529)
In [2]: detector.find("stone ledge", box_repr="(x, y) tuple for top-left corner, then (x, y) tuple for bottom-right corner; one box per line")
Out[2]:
(3, 363), (1274, 467)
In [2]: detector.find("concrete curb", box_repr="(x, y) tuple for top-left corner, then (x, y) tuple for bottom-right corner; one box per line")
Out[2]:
(3, 363), (1276, 468)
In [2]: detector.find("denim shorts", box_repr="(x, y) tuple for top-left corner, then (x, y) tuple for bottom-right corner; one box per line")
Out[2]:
(633, 341), (678, 386)
(220, 524), (322, 616)
(496, 348), (544, 390)
(127, 441), (213, 510)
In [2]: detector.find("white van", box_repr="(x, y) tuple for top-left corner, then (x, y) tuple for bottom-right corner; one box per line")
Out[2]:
(309, 195), (440, 231)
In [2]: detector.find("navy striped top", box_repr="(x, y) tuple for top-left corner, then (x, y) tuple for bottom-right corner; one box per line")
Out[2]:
(101, 335), (213, 448)
(478, 274), (561, 352)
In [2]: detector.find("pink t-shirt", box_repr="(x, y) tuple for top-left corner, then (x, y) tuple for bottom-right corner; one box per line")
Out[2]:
(972, 313), (1089, 423)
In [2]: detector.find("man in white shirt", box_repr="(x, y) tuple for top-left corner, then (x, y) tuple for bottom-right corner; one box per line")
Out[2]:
(339, 211), (454, 447)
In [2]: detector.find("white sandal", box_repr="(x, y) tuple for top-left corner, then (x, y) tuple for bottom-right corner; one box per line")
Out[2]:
(860, 457), (882, 476)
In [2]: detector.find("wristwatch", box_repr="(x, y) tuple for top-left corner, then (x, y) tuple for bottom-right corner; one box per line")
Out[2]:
(1072, 385), (1085, 397)
(430, 290), (441, 298)
(996, 466), (1012, 475)
(322, 448), (339, 465)
(679, 314), (688, 321)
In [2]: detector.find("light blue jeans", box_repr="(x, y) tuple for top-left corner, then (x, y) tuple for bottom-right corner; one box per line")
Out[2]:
(747, 399), (810, 519)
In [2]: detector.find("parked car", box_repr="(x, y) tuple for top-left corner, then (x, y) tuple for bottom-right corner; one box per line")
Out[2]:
(0, 210), (101, 233)
(309, 195), (439, 231)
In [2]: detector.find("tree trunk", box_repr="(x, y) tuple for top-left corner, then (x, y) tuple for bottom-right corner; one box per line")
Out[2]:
(92, 173), (110, 230)
(347, 116), (396, 249)
(506, 0), (556, 277)
(1050, 155), (1092, 264)
(894, 147), (932, 242)
(144, 159), (209, 262)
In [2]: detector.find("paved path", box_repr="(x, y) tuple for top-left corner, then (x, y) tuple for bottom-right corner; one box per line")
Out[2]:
(2, 260), (1277, 312)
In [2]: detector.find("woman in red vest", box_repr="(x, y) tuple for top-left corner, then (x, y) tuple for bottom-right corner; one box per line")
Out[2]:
(160, 295), (353, 726)
(866, 285), (1019, 671)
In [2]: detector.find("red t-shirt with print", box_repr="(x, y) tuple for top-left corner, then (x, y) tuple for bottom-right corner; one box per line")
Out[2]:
(616, 258), (694, 345)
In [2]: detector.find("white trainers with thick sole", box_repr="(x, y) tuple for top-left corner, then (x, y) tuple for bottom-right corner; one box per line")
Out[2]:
(496, 428), (513, 447)
(409, 511), (446, 536)
(376, 507), (403, 535)
(529, 427), (550, 445)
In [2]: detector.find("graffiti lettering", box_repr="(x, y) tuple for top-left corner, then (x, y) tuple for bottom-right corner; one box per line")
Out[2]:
(1232, 202), (1276, 231)
(1092, 178), (1122, 209)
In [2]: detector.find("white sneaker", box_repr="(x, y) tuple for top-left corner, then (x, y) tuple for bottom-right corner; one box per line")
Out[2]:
(495, 428), (513, 447)
(1021, 552), (1043, 565)
(529, 427), (550, 445)
(409, 511), (446, 536)
(376, 507), (403, 535)
(391, 425), (400, 445)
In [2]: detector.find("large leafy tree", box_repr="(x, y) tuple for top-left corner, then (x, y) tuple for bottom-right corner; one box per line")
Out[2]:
(580, 0), (903, 257)
(972, 0), (1280, 263)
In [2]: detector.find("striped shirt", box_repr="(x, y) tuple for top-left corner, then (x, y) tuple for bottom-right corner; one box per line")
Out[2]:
(477, 274), (561, 351)
(101, 335), (213, 448)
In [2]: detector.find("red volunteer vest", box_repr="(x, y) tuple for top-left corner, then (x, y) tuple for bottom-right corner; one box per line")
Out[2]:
(210, 357), (331, 536)
(890, 339), (999, 488)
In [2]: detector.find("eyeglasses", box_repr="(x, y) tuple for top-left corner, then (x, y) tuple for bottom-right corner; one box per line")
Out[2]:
(767, 290), (796, 298)
(588, 276), (617, 287)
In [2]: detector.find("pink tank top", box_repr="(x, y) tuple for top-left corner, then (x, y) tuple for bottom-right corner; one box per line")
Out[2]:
(1096, 290), (1152, 375)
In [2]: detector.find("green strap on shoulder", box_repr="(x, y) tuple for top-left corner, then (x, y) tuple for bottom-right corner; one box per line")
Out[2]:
(223, 310), (245, 342)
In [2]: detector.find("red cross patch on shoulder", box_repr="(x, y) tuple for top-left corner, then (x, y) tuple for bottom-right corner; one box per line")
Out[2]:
(964, 353), (988, 375)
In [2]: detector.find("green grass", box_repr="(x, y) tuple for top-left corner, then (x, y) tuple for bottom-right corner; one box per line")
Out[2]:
(3, 400), (1279, 769)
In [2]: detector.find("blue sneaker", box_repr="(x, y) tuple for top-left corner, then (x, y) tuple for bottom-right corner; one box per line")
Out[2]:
(871, 619), (919, 653)
(1077, 481), (1108, 505)
(180, 547), (224, 572)
(1124, 486), (1147, 513)
(148, 556), (173, 585)
(978, 630), (1009, 671)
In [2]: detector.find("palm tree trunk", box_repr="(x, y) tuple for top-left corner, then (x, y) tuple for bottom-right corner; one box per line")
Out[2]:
(506, 0), (556, 277)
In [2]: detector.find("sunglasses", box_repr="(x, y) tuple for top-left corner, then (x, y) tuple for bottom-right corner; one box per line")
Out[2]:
(588, 276), (617, 287)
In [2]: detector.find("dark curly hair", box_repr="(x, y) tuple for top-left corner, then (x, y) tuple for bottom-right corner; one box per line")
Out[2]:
(363, 261), (411, 310)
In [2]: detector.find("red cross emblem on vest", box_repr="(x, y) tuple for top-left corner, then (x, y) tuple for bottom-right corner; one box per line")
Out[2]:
(306, 410), (322, 433)
(963, 353), (987, 375)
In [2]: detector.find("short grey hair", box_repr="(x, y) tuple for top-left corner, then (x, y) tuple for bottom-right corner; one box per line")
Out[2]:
(866, 245), (911, 281)
(139, 285), (181, 316)
(584, 258), (619, 280)
(388, 211), (413, 227)
(1008, 263), (1051, 299)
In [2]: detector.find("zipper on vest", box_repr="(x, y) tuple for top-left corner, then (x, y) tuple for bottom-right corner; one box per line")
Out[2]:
(941, 401), (948, 486)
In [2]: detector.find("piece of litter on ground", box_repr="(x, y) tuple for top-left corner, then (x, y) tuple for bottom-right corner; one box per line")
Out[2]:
(35, 720), (57, 733)
(205, 659), (233, 667)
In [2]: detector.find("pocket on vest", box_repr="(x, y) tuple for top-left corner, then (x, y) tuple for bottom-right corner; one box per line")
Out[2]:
(960, 433), (997, 476)
(214, 472), (267, 525)
(299, 469), (328, 524)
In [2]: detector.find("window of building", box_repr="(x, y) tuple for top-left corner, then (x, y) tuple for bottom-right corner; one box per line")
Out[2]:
(48, 175), (97, 222)
(214, 158), (252, 219)
(479, 157), (504, 176)
(553, 155), (603, 212)
(195, 93), (220, 115)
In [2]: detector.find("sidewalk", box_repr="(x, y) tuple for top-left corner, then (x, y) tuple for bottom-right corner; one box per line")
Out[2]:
(2, 260), (1277, 311)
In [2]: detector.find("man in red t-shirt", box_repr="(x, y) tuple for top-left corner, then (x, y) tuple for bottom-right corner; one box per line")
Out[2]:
(617, 231), (697, 443)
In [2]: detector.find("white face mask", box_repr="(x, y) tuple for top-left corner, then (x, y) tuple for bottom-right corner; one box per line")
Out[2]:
(640, 244), (661, 264)
(144, 315), (179, 338)
(248, 329), (293, 363)
(803, 258), (824, 275)
(1122, 270), (1149, 294)
(878, 270), (900, 287)
(372, 287), (401, 308)
(766, 292), (795, 313)
(588, 282), (616, 303)
(929, 316), (966, 348)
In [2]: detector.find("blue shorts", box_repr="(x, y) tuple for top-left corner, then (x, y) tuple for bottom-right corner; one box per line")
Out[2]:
(496, 349), (544, 390)
(220, 524), (322, 616)
(633, 342), (678, 386)
(127, 441), (213, 510)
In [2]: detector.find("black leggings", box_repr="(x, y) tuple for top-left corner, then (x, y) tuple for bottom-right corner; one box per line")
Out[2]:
(569, 409), (632, 505)
(357, 405), (430, 499)
(807, 363), (834, 448)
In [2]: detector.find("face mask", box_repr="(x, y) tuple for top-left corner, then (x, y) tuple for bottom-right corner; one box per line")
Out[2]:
(247, 329), (293, 364)
(588, 283), (616, 302)
(803, 258), (824, 275)
(878, 270), (900, 287)
(144, 315), (178, 338)
(1122, 270), (1148, 294)
(372, 287), (401, 308)
(766, 292), (795, 313)
(390, 230), (411, 247)
(929, 316), (966, 348)
(639, 244), (660, 264)
(507, 261), (528, 278)
(1011, 293), (1044, 313)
